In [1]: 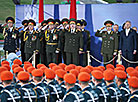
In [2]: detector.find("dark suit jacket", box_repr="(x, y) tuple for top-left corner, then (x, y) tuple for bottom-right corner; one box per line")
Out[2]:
(119, 28), (137, 52)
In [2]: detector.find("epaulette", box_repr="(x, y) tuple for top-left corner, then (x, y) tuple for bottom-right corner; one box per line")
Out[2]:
(102, 31), (107, 34)
(111, 31), (113, 34)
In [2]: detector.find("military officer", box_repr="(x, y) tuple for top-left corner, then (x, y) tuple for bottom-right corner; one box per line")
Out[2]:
(0, 17), (19, 59)
(54, 19), (62, 64)
(19, 20), (29, 63)
(37, 20), (47, 65)
(79, 19), (91, 67)
(64, 18), (83, 65)
(58, 18), (69, 64)
(23, 19), (39, 62)
(44, 18), (60, 65)
(0, 71), (21, 102)
(95, 20), (118, 66)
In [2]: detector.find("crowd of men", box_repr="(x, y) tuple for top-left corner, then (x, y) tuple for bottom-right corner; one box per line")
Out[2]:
(0, 17), (91, 67)
(0, 16), (138, 101)
(0, 60), (137, 101)
(1, 16), (138, 68)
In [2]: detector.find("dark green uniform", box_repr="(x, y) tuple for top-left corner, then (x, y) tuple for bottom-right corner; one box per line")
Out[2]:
(58, 29), (68, 64)
(23, 30), (39, 61)
(95, 30), (118, 65)
(44, 29), (60, 65)
(64, 29), (83, 65)
(37, 30), (46, 65)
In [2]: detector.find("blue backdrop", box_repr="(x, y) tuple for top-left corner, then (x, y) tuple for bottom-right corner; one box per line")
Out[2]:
(16, 3), (138, 66)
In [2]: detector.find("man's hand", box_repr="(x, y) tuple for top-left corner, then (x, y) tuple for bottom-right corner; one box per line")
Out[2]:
(113, 52), (117, 55)
(55, 50), (59, 54)
(100, 27), (105, 31)
(133, 50), (137, 54)
(118, 50), (122, 55)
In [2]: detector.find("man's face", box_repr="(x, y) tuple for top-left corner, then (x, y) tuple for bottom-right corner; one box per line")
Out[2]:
(125, 22), (131, 29)
(106, 26), (112, 31)
(55, 24), (59, 28)
(8, 22), (13, 28)
(81, 25), (85, 29)
(70, 23), (76, 29)
(28, 25), (34, 30)
(76, 25), (82, 30)
(113, 25), (119, 32)
(49, 24), (54, 30)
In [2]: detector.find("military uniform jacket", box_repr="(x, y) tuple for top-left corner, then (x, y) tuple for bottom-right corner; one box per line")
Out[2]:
(34, 82), (50, 102)
(64, 29), (83, 53)
(23, 30), (39, 54)
(19, 83), (38, 102)
(95, 30), (118, 54)
(63, 86), (85, 102)
(82, 85), (99, 102)
(36, 30), (46, 54)
(0, 27), (19, 52)
(119, 83), (130, 102)
(0, 85), (21, 102)
(128, 90), (138, 102)
(106, 83), (122, 102)
(44, 29), (60, 53)
(58, 29), (68, 51)
(94, 82), (110, 102)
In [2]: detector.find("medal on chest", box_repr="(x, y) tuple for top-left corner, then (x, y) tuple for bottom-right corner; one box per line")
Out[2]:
(32, 35), (37, 41)
(53, 34), (58, 40)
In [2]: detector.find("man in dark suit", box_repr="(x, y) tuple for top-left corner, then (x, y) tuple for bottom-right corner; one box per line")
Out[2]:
(119, 21), (137, 68)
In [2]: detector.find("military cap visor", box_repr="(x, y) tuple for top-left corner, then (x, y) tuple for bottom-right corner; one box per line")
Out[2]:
(28, 19), (36, 26)
(47, 18), (55, 25)
(6, 17), (15, 24)
(69, 18), (76, 24)
(55, 19), (61, 25)
(62, 18), (69, 24)
(104, 20), (114, 26)
(22, 20), (29, 26)
(41, 20), (47, 26)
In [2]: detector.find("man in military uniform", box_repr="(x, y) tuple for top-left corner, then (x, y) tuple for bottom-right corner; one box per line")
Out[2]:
(32, 69), (50, 102)
(104, 70), (122, 102)
(19, 20), (29, 63)
(64, 18), (83, 65)
(37, 20), (47, 65)
(0, 71), (21, 102)
(17, 71), (38, 102)
(91, 70), (110, 102)
(95, 20), (118, 66)
(0, 17), (19, 59)
(78, 72), (99, 102)
(127, 77), (138, 102)
(63, 73), (85, 102)
(79, 19), (91, 67)
(58, 18), (69, 64)
(115, 70), (130, 102)
(44, 18), (60, 65)
(54, 19), (62, 64)
(23, 19), (39, 62)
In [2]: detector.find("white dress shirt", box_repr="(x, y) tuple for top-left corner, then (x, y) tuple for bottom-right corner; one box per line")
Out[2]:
(125, 28), (130, 36)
